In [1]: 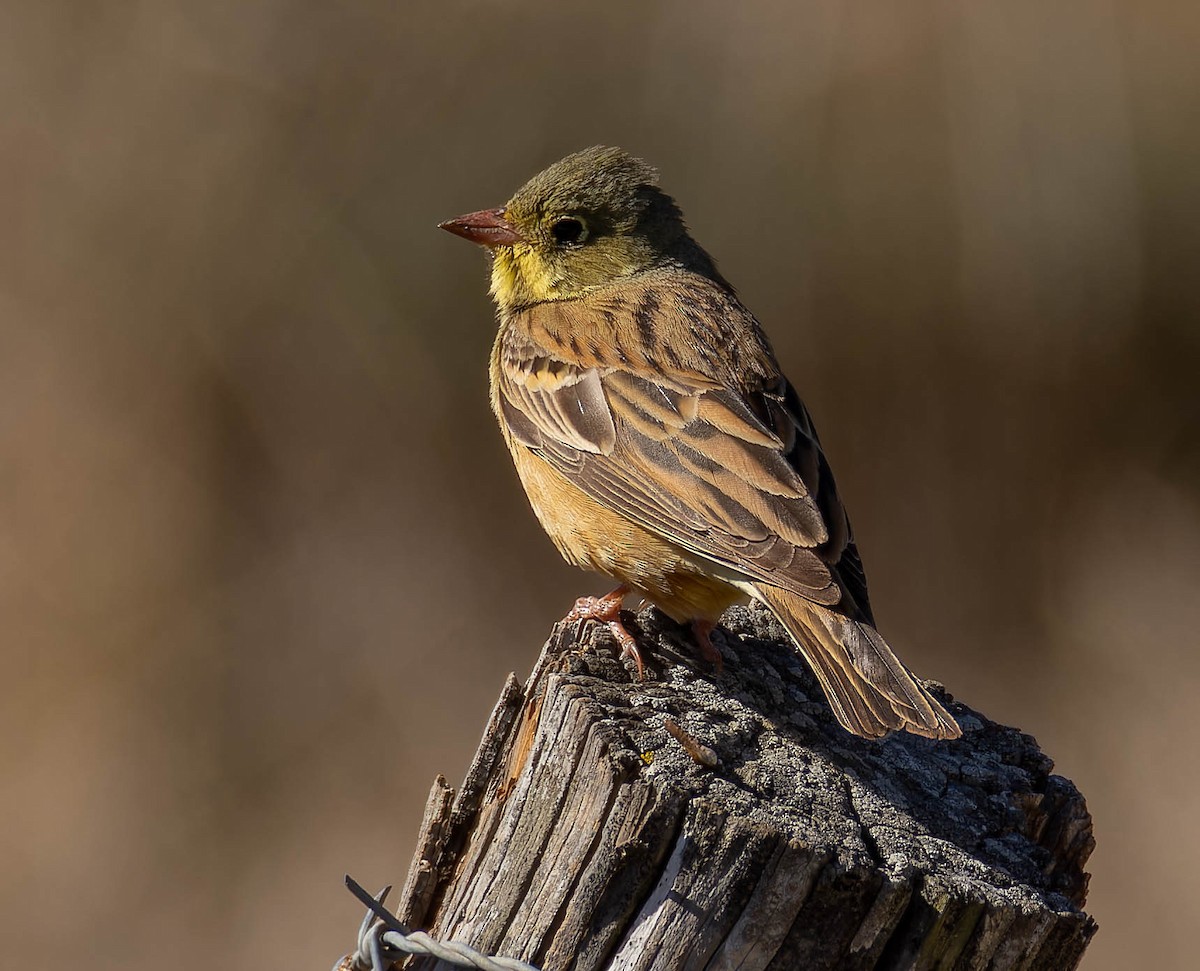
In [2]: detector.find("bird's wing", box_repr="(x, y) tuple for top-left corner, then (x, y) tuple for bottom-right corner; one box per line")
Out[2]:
(496, 279), (872, 614)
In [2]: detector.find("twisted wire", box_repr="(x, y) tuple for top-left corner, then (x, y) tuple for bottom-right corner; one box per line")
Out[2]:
(335, 875), (541, 971)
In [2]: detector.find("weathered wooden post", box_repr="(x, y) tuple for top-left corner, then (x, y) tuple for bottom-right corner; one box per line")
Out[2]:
(390, 603), (1095, 970)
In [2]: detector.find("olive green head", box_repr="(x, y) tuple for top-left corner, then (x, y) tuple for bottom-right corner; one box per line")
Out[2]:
(440, 146), (719, 311)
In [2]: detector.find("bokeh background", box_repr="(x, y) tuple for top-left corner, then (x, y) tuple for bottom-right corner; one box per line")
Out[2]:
(2, 2), (1197, 968)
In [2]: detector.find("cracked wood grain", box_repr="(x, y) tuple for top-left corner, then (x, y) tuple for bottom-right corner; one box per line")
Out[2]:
(397, 603), (1096, 971)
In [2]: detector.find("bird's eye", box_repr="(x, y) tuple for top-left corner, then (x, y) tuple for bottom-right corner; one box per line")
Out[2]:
(550, 217), (588, 246)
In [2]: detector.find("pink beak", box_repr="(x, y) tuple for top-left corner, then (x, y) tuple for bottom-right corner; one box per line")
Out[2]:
(438, 207), (524, 247)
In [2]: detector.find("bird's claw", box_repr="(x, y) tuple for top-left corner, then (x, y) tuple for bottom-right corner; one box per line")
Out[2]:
(563, 585), (645, 679)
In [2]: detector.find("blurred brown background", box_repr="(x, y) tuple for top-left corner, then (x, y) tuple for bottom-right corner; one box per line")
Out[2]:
(1, 2), (1196, 968)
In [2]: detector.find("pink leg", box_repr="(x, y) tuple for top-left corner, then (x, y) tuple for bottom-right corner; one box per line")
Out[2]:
(564, 585), (644, 679)
(691, 619), (724, 673)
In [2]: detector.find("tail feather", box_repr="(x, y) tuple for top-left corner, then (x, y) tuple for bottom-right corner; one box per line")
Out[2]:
(754, 585), (961, 740)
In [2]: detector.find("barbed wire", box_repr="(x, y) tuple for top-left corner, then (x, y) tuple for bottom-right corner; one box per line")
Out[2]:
(334, 875), (542, 971)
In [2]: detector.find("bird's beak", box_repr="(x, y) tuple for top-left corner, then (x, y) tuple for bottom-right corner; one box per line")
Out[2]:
(438, 207), (524, 247)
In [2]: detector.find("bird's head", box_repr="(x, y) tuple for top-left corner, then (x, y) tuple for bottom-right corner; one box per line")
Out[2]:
(439, 146), (718, 312)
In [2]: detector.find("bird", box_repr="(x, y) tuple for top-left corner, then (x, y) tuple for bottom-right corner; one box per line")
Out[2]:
(439, 146), (960, 741)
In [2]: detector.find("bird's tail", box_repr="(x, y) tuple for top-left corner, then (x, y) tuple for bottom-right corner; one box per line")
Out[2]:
(754, 585), (961, 740)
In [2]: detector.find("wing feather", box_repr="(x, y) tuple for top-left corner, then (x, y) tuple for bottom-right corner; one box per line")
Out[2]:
(494, 277), (865, 613)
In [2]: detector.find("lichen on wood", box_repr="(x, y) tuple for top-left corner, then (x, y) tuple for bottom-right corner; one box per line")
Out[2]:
(399, 603), (1095, 971)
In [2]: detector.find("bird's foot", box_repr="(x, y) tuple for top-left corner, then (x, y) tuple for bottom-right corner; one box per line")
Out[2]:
(691, 619), (725, 673)
(564, 585), (644, 679)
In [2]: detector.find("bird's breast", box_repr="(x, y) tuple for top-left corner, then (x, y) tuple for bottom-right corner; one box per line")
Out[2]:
(503, 440), (743, 623)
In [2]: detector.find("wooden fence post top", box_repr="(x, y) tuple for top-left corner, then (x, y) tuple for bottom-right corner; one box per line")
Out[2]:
(395, 603), (1096, 971)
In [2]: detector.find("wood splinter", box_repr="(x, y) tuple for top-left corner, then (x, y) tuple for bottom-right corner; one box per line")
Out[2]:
(662, 716), (720, 769)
